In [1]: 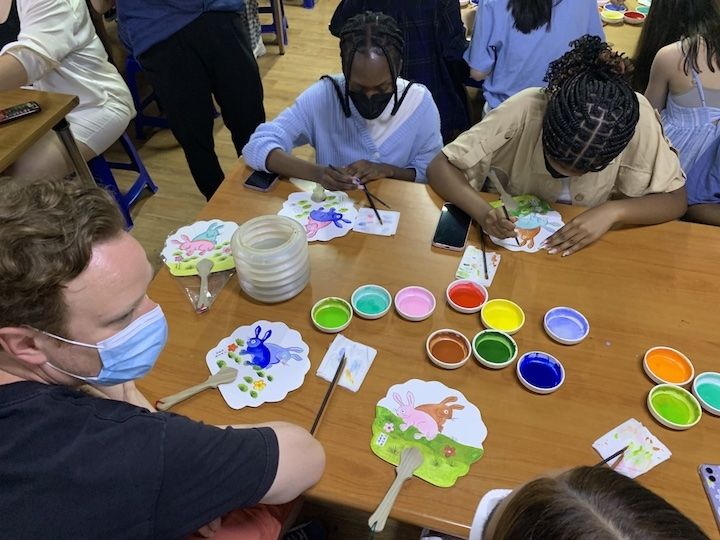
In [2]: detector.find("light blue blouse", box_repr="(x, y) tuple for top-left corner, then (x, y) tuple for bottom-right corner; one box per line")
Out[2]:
(465, 0), (604, 108)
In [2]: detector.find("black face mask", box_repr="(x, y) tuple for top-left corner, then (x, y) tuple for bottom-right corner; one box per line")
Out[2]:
(544, 152), (568, 179)
(349, 90), (394, 120)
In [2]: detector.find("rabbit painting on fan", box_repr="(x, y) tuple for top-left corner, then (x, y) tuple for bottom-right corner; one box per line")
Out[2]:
(370, 379), (487, 488)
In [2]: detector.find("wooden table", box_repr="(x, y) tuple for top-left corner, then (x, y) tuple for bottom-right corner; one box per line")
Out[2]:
(604, 0), (643, 58)
(0, 88), (94, 184)
(142, 163), (720, 538)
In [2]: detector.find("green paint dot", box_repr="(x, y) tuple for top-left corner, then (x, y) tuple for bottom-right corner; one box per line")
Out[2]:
(267, 375), (273, 382)
(216, 360), (227, 368)
(243, 376), (253, 384)
(250, 390), (258, 398)
(238, 384), (248, 392)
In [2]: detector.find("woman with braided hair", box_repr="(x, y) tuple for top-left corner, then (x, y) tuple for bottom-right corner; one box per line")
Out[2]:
(427, 35), (687, 256)
(242, 11), (442, 190)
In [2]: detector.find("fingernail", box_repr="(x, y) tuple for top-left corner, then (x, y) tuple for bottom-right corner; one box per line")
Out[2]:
(562, 251), (570, 257)
(548, 249), (557, 254)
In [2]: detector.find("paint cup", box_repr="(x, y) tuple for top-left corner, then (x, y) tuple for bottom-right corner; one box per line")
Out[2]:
(543, 307), (589, 345)
(643, 346), (694, 387)
(516, 351), (565, 394)
(394, 286), (436, 322)
(311, 297), (353, 333)
(693, 372), (720, 416)
(623, 10), (645, 24)
(426, 329), (471, 369)
(600, 9), (624, 23)
(351, 284), (392, 320)
(481, 299), (525, 335)
(446, 280), (488, 314)
(472, 330), (518, 369)
(647, 384), (702, 430)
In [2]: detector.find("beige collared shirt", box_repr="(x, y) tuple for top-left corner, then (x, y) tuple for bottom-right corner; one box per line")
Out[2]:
(442, 88), (685, 207)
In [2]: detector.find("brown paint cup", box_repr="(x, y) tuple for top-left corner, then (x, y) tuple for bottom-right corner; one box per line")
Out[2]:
(426, 329), (471, 369)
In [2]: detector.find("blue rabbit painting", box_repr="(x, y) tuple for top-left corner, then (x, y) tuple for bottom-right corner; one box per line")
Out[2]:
(240, 325), (305, 369)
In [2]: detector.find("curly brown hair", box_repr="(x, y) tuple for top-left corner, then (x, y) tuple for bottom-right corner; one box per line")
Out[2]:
(0, 177), (124, 335)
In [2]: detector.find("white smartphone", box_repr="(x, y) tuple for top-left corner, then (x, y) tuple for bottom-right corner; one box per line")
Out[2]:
(432, 203), (472, 251)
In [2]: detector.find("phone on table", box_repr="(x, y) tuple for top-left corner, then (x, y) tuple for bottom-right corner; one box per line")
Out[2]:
(244, 169), (279, 192)
(699, 464), (720, 532)
(432, 203), (472, 251)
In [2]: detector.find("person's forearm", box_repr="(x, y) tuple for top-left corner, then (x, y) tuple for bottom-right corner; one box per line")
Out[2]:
(427, 152), (492, 222)
(0, 55), (28, 91)
(603, 187), (688, 226)
(384, 164), (415, 182)
(266, 148), (322, 182)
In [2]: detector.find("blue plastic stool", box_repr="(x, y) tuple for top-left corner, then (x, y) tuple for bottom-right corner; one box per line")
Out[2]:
(89, 133), (158, 229)
(125, 56), (219, 139)
(260, 0), (288, 45)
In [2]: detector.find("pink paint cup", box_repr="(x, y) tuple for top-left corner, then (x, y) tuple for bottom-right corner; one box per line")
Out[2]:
(394, 286), (436, 322)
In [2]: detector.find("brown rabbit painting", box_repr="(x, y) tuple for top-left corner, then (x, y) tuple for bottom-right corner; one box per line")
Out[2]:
(371, 379), (487, 488)
(416, 396), (465, 433)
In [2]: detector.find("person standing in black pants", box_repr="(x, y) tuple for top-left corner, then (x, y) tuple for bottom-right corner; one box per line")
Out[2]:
(93, 1), (265, 200)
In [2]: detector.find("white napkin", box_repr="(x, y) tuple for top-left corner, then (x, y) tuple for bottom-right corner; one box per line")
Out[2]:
(592, 418), (671, 478)
(316, 334), (377, 392)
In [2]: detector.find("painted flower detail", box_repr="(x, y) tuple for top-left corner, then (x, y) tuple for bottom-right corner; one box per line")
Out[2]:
(223, 246), (232, 254)
(174, 255), (183, 262)
(253, 380), (267, 391)
(383, 422), (394, 433)
(227, 343), (238, 353)
(443, 446), (456, 458)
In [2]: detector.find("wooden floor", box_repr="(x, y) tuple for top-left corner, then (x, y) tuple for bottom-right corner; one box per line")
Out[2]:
(107, 2), (427, 538)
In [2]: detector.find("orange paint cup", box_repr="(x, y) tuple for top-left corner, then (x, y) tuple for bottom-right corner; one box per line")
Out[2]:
(643, 346), (695, 387)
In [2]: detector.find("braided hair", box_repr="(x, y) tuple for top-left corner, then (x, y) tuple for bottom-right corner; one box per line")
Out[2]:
(327, 11), (405, 118)
(542, 35), (639, 173)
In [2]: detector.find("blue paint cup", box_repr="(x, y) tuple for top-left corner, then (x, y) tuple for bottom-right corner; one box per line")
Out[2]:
(543, 307), (589, 345)
(517, 351), (565, 394)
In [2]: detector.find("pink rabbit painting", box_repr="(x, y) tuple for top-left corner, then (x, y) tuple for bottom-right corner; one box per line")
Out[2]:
(172, 222), (223, 256)
(393, 391), (439, 441)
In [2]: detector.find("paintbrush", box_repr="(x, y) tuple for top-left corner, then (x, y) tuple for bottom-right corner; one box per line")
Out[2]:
(479, 229), (489, 280)
(329, 165), (385, 224)
(595, 445), (629, 467)
(310, 353), (346, 436)
(487, 170), (519, 246)
(327, 165), (391, 208)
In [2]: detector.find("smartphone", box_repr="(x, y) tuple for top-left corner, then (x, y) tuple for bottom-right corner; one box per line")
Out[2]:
(432, 203), (472, 251)
(244, 169), (279, 192)
(699, 464), (720, 532)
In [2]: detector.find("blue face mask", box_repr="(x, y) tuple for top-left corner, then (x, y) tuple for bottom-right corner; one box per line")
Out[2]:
(43, 305), (168, 386)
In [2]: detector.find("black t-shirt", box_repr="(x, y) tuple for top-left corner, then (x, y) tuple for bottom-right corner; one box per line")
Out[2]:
(0, 381), (279, 539)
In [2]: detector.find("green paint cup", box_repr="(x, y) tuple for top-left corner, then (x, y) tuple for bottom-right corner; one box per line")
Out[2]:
(311, 297), (353, 333)
(472, 330), (518, 369)
(647, 384), (702, 430)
